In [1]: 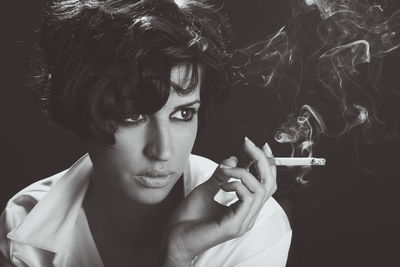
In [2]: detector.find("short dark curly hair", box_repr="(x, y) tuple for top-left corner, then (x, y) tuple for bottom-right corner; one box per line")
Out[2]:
(33, 0), (233, 145)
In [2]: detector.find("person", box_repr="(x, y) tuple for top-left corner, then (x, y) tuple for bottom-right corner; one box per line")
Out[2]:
(0, 0), (292, 266)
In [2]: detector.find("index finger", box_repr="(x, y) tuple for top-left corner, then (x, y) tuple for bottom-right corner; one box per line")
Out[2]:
(243, 137), (274, 185)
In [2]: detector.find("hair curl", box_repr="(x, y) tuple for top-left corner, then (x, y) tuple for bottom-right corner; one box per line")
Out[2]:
(32, 0), (233, 145)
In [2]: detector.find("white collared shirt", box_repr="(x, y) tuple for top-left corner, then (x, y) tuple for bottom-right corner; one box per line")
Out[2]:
(0, 154), (291, 267)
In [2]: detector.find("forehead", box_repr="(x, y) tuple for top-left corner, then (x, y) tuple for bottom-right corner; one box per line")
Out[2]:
(170, 64), (202, 89)
(162, 64), (201, 108)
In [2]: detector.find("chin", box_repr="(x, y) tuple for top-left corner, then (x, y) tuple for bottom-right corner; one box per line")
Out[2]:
(125, 187), (172, 205)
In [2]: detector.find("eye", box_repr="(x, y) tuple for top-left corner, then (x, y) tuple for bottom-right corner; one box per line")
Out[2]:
(123, 114), (145, 124)
(171, 108), (198, 121)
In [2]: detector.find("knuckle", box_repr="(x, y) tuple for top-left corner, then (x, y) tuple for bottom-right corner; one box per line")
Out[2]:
(236, 169), (246, 180)
(256, 185), (267, 195)
(272, 182), (278, 194)
(265, 179), (277, 192)
(264, 189), (272, 201)
(232, 181), (241, 188)
(245, 194), (255, 202)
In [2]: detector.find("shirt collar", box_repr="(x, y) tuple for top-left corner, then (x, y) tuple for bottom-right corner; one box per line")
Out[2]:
(7, 154), (197, 253)
(8, 154), (92, 253)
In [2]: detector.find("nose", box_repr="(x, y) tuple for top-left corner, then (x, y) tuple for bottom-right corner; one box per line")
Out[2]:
(143, 120), (173, 161)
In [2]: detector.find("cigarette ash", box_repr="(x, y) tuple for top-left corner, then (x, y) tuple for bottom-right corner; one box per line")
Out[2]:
(232, 0), (400, 182)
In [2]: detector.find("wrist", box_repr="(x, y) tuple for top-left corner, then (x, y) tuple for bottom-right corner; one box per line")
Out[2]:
(162, 253), (192, 267)
(160, 235), (193, 267)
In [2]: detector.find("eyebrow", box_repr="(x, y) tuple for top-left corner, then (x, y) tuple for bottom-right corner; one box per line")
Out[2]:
(174, 100), (201, 110)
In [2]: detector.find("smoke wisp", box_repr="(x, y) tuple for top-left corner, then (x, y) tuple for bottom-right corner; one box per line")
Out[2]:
(232, 0), (400, 181)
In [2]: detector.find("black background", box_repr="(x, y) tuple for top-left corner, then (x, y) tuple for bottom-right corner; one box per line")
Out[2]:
(1, 0), (400, 266)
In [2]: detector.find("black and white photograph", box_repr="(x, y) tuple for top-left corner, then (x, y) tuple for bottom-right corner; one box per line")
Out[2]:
(1, 0), (400, 266)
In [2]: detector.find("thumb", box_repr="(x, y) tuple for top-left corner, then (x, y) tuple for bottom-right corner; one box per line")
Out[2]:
(221, 156), (238, 168)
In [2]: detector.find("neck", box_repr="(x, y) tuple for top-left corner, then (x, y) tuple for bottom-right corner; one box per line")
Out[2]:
(83, 173), (184, 265)
(83, 171), (184, 239)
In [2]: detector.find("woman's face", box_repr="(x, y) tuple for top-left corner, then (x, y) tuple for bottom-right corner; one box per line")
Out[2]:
(88, 65), (201, 204)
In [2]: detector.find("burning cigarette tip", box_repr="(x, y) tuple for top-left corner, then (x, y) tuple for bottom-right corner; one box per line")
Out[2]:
(311, 158), (326, 166)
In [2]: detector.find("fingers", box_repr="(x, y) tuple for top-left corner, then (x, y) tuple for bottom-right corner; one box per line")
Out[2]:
(219, 181), (254, 237)
(262, 142), (276, 178)
(220, 138), (277, 203)
(243, 138), (277, 201)
(262, 142), (277, 195)
(220, 181), (254, 215)
(203, 138), (278, 237)
(219, 167), (266, 230)
(219, 167), (263, 195)
(201, 156), (238, 196)
(243, 137), (273, 185)
(220, 156), (238, 168)
(220, 138), (278, 233)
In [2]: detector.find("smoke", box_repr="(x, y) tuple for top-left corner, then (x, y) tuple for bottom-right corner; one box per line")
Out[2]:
(233, 26), (295, 87)
(275, 105), (326, 157)
(232, 0), (400, 182)
(304, 0), (400, 139)
(274, 105), (326, 183)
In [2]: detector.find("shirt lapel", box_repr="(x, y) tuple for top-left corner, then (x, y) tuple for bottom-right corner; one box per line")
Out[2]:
(7, 154), (92, 254)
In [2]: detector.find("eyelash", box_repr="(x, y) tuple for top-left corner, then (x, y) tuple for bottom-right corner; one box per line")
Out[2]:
(122, 108), (198, 125)
(171, 108), (198, 122)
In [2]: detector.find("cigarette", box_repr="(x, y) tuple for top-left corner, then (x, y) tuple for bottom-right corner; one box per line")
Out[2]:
(268, 157), (326, 166)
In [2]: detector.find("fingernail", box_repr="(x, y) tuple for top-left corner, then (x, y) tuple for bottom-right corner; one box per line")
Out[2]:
(230, 156), (238, 163)
(220, 164), (232, 169)
(263, 142), (273, 157)
(244, 136), (256, 147)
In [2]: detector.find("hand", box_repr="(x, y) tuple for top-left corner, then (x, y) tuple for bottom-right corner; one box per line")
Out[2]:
(162, 137), (277, 266)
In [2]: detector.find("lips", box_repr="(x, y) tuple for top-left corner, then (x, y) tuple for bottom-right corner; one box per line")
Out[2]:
(138, 169), (176, 177)
(134, 169), (176, 188)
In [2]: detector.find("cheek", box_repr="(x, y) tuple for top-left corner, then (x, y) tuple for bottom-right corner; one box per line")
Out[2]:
(112, 131), (143, 163)
(94, 130), (143, 173)
(173, 121), (198, 156)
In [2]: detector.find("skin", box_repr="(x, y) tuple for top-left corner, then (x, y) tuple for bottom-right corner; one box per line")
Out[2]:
(83, 64), (278, 266)
(84, 64), (201, 266)
(87, 64), (200, 206)
(163, 139), (277, 266)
